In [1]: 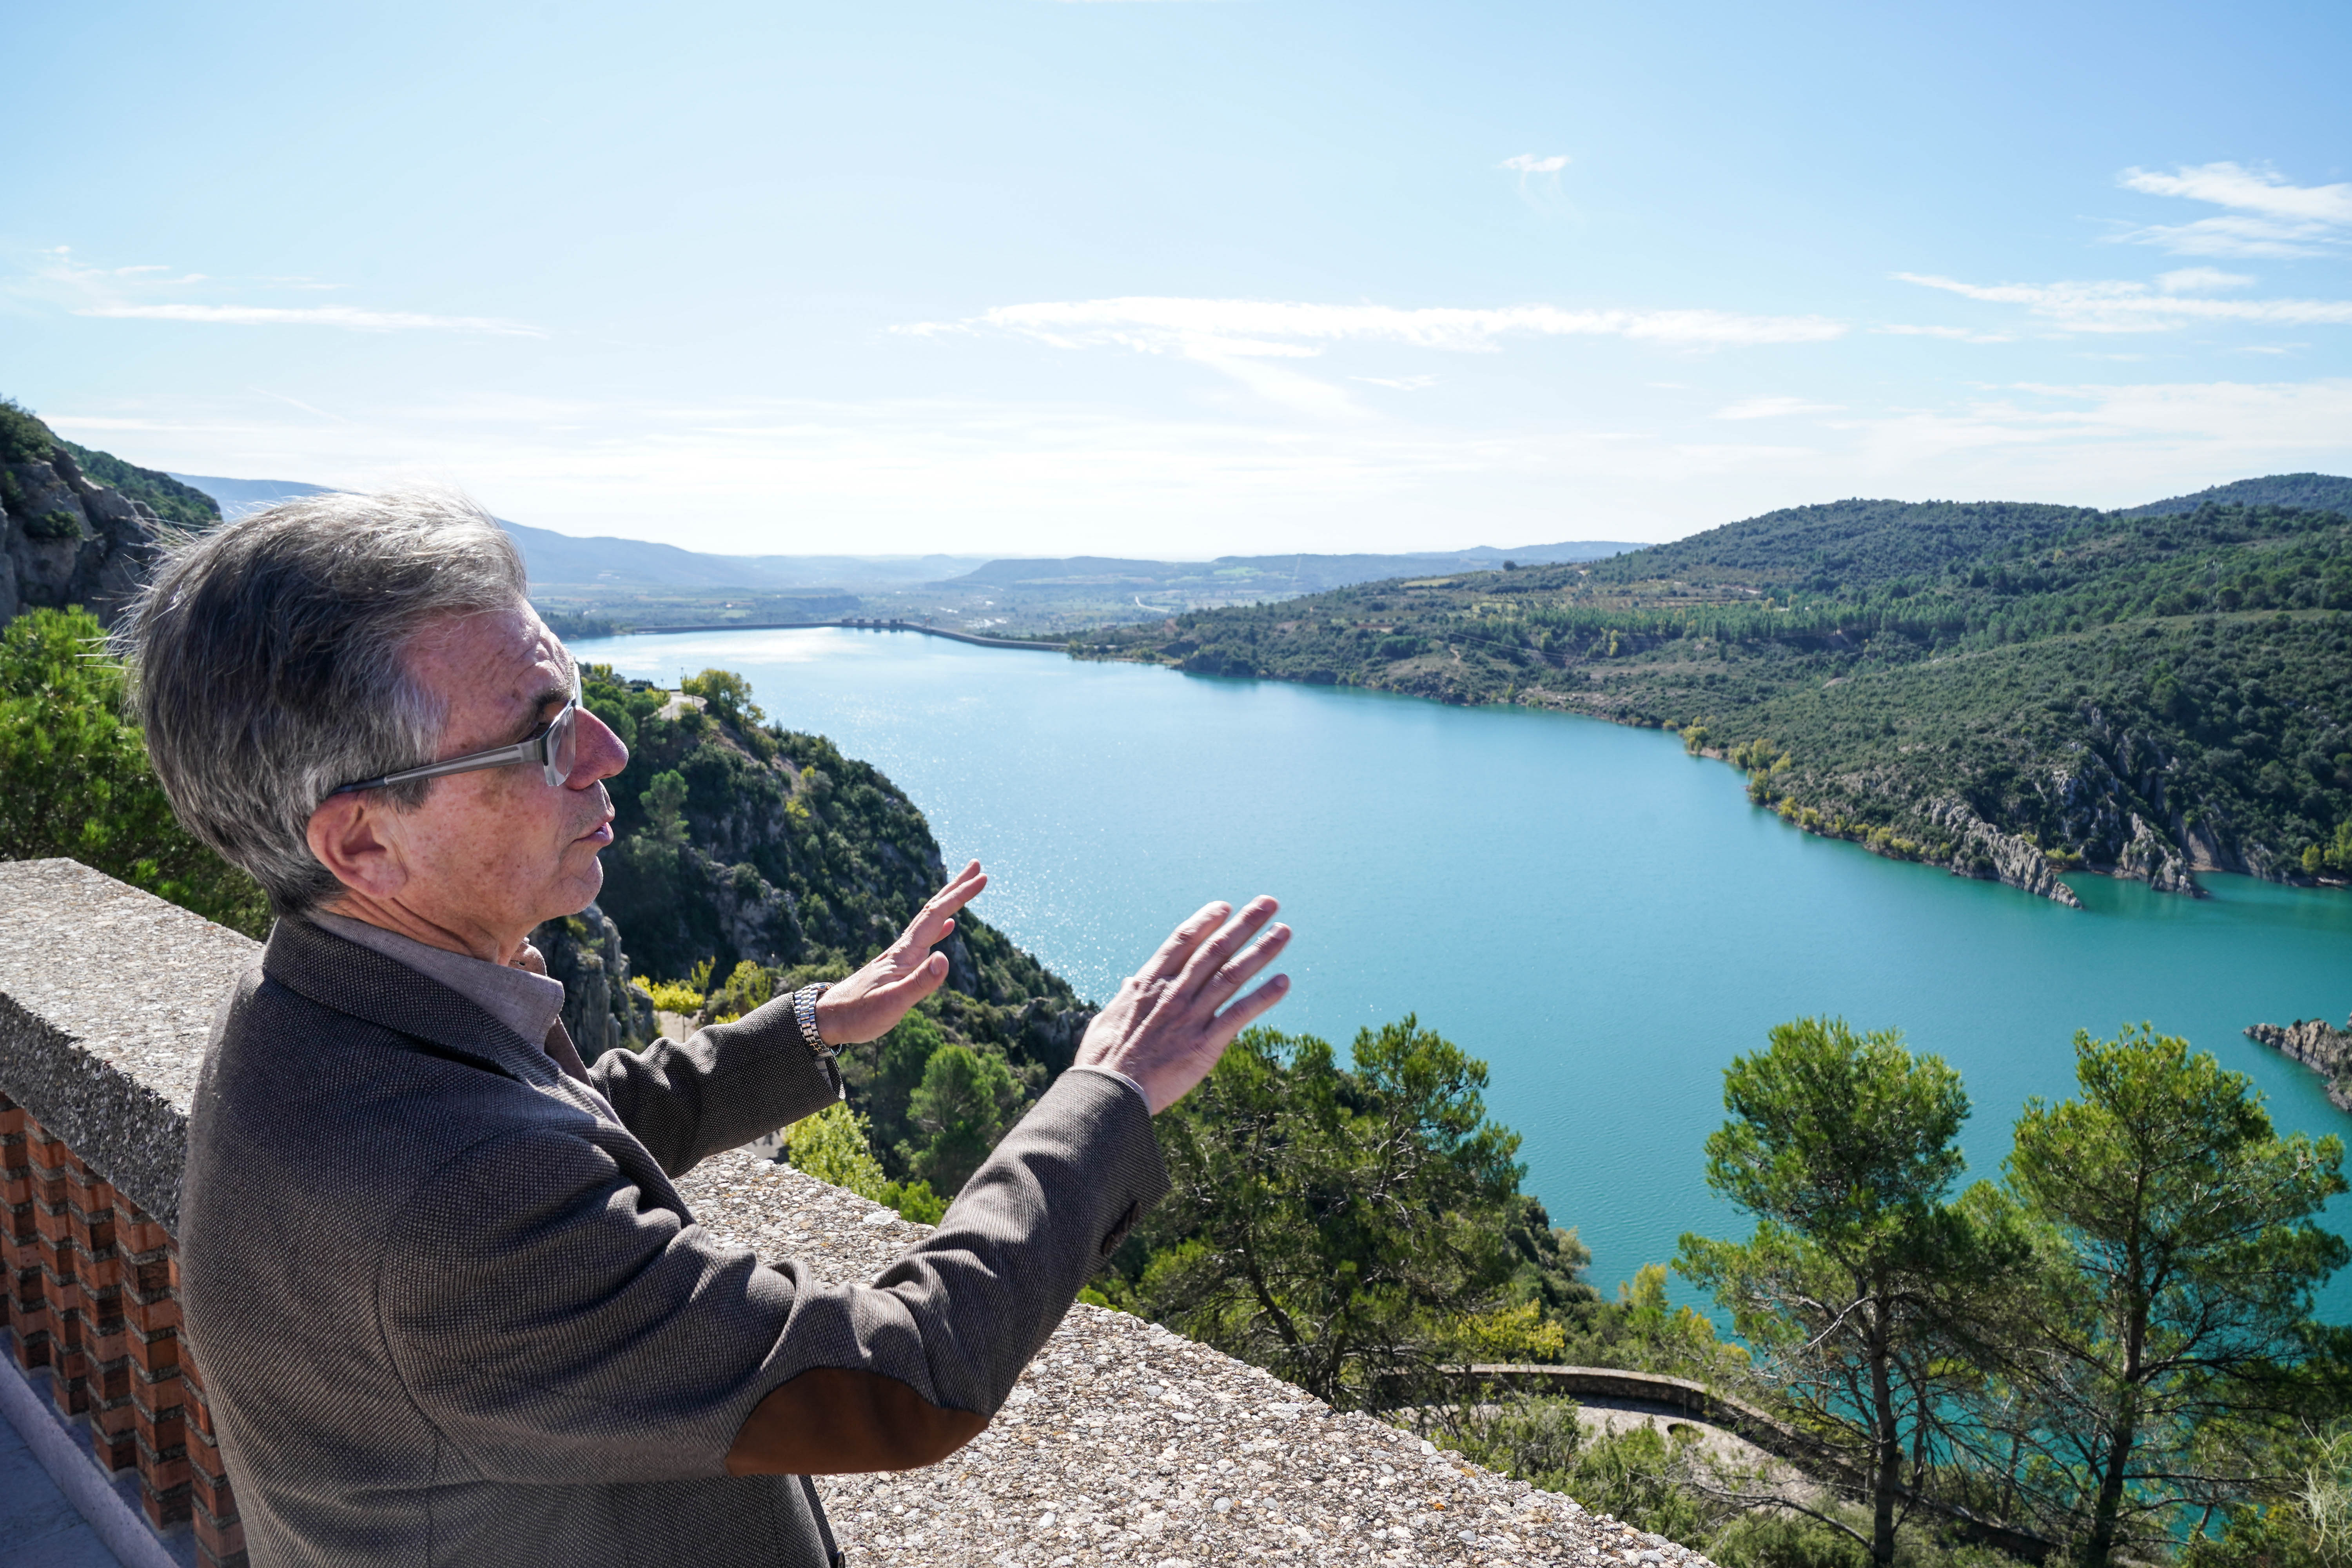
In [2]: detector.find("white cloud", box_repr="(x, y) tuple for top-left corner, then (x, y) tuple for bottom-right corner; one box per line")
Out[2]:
(1895, 272), (2352, 333)
(77, 302), (543, 336)
(1354, 375), (1437, 390)
(1715, 397), (1842, 420)
(1872, 324), (2016, 343)
(2122, 163), (2352, 224)
(905, 296), (1847, 355)
(13, 247), (542, 338)
(2113, 162), (2352, 258)
(1846, 377), (2352, 471)
(2155, 267), (2254, 294)
(1500, 154), (1570, 174)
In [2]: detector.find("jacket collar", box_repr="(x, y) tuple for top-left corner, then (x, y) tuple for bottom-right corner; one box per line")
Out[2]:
(261, 915), (568, 1091)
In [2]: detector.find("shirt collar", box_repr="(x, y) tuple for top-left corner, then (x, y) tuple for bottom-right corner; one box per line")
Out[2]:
(309, 912), (567, 1051)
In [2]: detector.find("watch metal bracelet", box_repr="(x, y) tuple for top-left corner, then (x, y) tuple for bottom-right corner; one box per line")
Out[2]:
(791, 982), (832, 1056)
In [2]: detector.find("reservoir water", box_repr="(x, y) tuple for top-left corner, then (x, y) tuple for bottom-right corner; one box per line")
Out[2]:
(574, 626), (2352, 1318)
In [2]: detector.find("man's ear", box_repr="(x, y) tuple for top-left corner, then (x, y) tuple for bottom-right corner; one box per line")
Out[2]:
(305, 793), (410, 900)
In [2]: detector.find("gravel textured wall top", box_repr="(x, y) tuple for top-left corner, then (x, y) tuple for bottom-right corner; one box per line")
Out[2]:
(679, 1148), (1716, 1568)
(0, 858), (258, 1230)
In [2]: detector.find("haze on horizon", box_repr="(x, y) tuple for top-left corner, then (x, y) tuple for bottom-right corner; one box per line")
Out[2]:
(3, 0), (2348, 559)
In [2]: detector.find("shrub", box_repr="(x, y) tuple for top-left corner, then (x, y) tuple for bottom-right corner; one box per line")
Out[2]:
(0, 397), (53, 464)
(26, 510), (81, 541)
(706, 958), (774, 1022)
(0, 607), (267, 934)
(641, 977), (704, 1014)
(783, 1101), (948, 1223)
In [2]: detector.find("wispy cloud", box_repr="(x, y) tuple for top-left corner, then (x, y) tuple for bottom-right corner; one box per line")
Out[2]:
(1872, 324), (2016, 343)
(1895, 272), (2352, 333)
(1715, 396), (1842, 420)
(900, 297), (1844, 416)
(1500, 153), (1570, 173)
(903, 296), (1847, 354)
(2155, 267), (2254, 293)
(14, 246), (542, 337)
(2112, 162), (2352, 258)
(1354, 375), (1437, 390)
(79, 302), (543, 335)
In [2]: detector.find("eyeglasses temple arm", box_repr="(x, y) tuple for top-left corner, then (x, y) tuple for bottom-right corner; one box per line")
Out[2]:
(331, 739), (538, 796)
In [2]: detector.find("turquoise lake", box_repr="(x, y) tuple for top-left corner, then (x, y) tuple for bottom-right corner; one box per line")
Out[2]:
(574, 626), (2352, 1318)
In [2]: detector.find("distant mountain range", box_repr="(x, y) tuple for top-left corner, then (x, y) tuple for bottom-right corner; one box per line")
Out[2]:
(169, 474), (989, 592)
(166, 472), (1637, 599)
(164, 469), (2352, 612)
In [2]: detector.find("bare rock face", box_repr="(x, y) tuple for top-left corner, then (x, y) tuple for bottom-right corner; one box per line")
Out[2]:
(1925, 798), (2085, 907)
(529, 900), (657, 1061)
(2117, 811), (2199, 894)
(2245, 1013), (2352, 1112)
(0, 446), (164, 632)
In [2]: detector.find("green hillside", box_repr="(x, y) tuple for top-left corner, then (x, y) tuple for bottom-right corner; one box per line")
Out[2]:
(2121, 473), (2352, 518)
(1078, 492), (2352, 901)
(55, 439), (220, 528)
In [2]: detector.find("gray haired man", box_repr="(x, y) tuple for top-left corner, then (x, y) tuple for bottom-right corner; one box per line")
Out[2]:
(122, 491), (1291, 1567)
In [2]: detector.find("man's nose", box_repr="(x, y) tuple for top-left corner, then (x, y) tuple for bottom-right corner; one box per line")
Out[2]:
(572, 708), (630, 786)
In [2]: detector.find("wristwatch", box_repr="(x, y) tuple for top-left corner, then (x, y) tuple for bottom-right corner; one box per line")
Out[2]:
(790, 983), (833, 1058)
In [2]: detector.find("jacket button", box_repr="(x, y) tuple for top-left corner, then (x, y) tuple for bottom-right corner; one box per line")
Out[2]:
(1100, 1199), (1142, 1256)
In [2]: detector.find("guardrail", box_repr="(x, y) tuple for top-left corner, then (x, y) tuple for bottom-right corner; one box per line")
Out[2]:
(1441, 1365), (2059, 1564)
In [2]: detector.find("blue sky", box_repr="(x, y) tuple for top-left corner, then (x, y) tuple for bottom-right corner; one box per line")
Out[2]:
(5, 0), (2349, 556)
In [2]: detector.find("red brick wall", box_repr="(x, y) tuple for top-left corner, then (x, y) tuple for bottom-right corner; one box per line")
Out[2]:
(0, 1092), (243, 1568)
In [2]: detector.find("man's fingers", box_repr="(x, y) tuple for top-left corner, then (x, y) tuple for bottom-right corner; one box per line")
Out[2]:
(1201, 923), (1290, 1005)
(1206, 974), (1292, 1049)
(928, 860), (986, 910)
(1140, 901), (1232, 981)
(871, 951), (950, 1007)
(903, 864), (987, 949)
(1172, 897), (1280, 999)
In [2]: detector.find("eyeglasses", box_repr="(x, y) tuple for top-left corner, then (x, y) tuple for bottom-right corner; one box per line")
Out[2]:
(332, 669), (584, 797)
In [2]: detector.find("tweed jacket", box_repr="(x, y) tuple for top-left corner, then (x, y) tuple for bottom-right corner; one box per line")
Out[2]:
(179, 916), (1168, 1568)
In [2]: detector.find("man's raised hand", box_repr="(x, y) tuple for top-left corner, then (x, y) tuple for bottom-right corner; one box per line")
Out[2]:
(1075, 897), (1291, 1114)
(813, 860), (988, 1045)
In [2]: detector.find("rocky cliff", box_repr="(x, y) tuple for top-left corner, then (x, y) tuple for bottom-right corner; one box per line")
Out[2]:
(0, 401), (193, 635)
(584, 671), (1094, 1082)
(2245, 1012), (2352, 1112)
(530, 900), (659, 1060)
(2, 442), (168, 633)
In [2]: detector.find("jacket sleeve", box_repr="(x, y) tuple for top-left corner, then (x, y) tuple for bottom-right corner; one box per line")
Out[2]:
(588, 992), (843, 1176)
(377, 1068), (1166, 1486)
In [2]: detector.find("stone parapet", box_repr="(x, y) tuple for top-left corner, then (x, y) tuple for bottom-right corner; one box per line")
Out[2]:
(679, 1146), (1668, 1566)
(0, 860), (252, 1565)
(0, 858), (1685, 1568)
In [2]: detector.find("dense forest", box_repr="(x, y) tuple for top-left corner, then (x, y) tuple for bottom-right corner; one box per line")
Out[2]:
(1078, 489), (2352, 903)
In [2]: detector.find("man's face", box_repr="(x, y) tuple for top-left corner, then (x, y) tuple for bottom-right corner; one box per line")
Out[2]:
(372, 603), (629, 944)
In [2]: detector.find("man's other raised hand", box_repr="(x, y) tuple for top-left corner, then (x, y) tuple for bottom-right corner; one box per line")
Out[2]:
(1076, 897), (1291, 1114)
(814, 860), (989, 1045)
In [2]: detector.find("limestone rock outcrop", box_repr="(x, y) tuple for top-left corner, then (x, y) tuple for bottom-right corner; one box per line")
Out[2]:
(529, 900), (657, 1061)
(1924, 798), (2085, 907)
(2245, 1012), (2352, 1112)
(1, 445), (165, 632)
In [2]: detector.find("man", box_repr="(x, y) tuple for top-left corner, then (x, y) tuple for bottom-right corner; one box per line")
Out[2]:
(123, 490), (1292, 1567)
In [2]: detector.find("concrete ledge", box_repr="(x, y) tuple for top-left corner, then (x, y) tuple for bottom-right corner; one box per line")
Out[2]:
(0, 860), (257, 1232)
(680, 1148), (1702, 1567)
